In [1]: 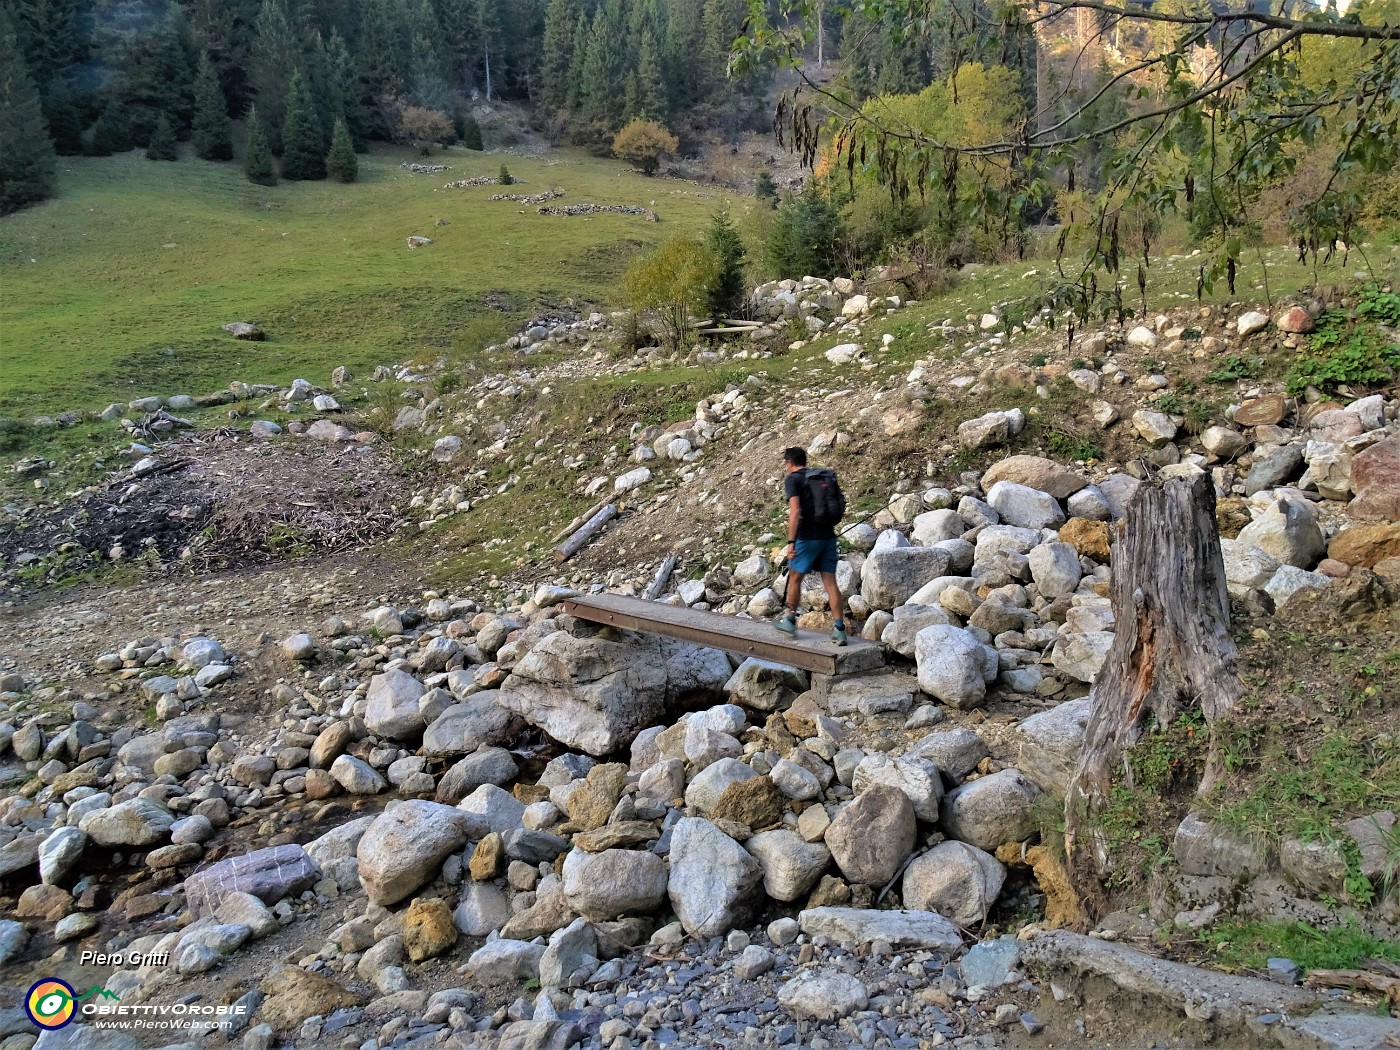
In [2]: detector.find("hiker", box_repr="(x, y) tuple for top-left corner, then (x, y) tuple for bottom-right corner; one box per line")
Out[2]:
(774, 446), (849, 645)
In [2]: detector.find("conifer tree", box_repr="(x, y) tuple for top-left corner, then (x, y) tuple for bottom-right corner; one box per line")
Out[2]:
(565, 10), (589, 111)
(41, 85), (84, 156)
(192, 52), (234, 160)
(250, 0), (300, 152)
(664, 0), (705, 113)
(538, 0), (576, 112)
(705, 208), (747, 319)
(244, 104), (277, 185)
(0, 6), (57, 215)
(633, 29), (667, 121)
(460, 111), (483, 150)
(406, 0), (449, 106)
(146, 112), (178, 160)
(321, 30), (365, 150)
(326, 116), (357, 181)
(280, 69), (325, 180)
(577, 6), (622, 129)
(357, 0), (404, 140)
(85, 106), (132, 157)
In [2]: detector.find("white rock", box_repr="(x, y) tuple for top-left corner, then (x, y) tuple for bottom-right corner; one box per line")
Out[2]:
(1237, 311), (1270, 336)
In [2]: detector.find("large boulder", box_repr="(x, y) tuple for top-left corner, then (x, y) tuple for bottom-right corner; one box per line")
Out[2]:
(357, 801), (474, 905)
(1028, 542), (1082, 598)
(498, 631), (731, 755)
(1350, 435), (1400, 521)
(1220, 538), (1281, 593)
(561, 848), (667, 921)
(1236, 496), (1326, 568)
(668, 818), (763, 937)
(185, 844), (320, 917)
(422, 694), (513, 757)
(981, 456), (1088, 499)
(907, 729), (989, 783)
(364, 669), (428, 741)
(1329, 524), (1400, 568)
(1051, 631), (1115, 684)
(902, 842), (1006, 927)
(723, 658), (808, 712)
(1011, 697), (1092, 795)
(745, 830), (832, 902)
(861, 547), (952, 610)
(825, 785), (917, 886)
(985, 481), (1066, 531)
(915, 625), (997, 709)
(78, 798), (174, 847)
(940, 769), (1040, 850)
(851, 753), (943, 821)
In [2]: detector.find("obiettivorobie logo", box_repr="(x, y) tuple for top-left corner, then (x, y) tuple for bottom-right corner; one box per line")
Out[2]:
(26, 979), (120, 1030)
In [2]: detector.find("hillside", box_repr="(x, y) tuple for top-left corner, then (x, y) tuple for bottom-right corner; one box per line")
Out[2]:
(2, 140), (1400, 1050)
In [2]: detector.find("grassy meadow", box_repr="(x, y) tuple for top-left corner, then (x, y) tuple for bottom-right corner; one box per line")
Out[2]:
(0, 145), (745, 417)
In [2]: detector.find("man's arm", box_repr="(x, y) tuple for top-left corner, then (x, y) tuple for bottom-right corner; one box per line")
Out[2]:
(787, 495), (801, 553)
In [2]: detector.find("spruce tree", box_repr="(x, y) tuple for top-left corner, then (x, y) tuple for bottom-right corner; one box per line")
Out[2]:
(705, 209), (747, 319)
(244, 104), (277, 185)
(565, 10), (589, 112)
(146, 112), (178, 160)
(326, 117), (357, 182)
(577, 6), (622, 130)
(250, 0), (300, 152)
(406, 0), (449, 107)
(280, 69), (325, 180)
(42, 85), (84, 156)
(357, 0), (404, 140)
(320, 30), (365, 150)
(538, 0), (576, 112)
(192, 52), (234, 160)
(85, 106), (132, 157)
(634, 30), (667, 121)
(0, 6), (57, 215)
(460, 112), (483, 150)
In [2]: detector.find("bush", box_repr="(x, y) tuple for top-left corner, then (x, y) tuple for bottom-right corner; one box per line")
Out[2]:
(612, 118), (679, 176)
(1285, 294), (1400, 395)
(460, 112), (483, 150)
(396, 106), (454, 154)
(624, 236), (720, 353)
(764, 191), (845, 279)
(498, 164), (512, 185)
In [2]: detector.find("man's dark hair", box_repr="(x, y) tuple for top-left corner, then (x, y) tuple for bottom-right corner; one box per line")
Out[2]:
(783, 447), (807, 467)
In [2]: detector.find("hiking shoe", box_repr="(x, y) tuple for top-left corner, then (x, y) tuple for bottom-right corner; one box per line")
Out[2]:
(773, 613), (797, 638)
(831, 622), (847, 647)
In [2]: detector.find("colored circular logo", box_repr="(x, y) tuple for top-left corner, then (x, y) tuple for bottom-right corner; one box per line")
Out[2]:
(26, 978), (76, 1029)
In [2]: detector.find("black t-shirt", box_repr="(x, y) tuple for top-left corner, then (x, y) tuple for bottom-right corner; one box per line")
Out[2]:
(785, 470), (835, 541)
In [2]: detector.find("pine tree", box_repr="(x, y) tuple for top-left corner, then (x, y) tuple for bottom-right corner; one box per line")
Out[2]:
(250, 0), (300, 152)
(0, 6), (57, 215)
(460, 111), (483, 150)
(320, 30), (365, 150)
(565, 10), (589, 111)
(244, 104), (277, 184)
(42, 84), (84, 156)
(705, 209), (747, 319)
(146, 112), (178, 160)
(85, 106), (132, 157)
(192, 52), (234, 160)
(326, 116), (357, 181)
(663, 0), (705, 113)
(538, 0), (576, 112)
(280, 69), (325, 179)
(633, 29), (667, 121)
(357, 0), (404, 140)
(406, 0), (449, 107)
(577, 6), (623, 129)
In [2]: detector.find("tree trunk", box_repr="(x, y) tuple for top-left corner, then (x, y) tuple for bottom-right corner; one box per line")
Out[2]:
(816, 2), (825, 69)
(484, 46), (493, 101)
(554, 504), (616, 562)
(1064, 474), (1241, 920)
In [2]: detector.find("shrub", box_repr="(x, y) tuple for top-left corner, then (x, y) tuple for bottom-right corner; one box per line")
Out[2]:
(612, 118), (679, 176)
(624, 236), (720, 353)
(396, 106), (454, 154)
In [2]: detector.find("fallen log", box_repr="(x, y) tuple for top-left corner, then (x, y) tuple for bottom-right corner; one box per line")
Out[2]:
(554, 504), (616, 562)
(551, 498), (610, 544)
(644, 554), (678, 600)
(1305, 968), (1400, 1005)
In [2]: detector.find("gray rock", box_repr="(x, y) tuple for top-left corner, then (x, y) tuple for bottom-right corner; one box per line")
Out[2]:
(684, 758), (758, 815)
(852, 753), (943, 821)
(185, 843), (320, 916)
(79, 797), (174, 847)
(435, 747), (519, 805)
(826, 785), (917, 886)
(0, 918), (28, 966)
(824, 672), (920, 716)
(457, 784), (526, 834)
(770, 758), (822, 801)
(498, 632), (731, 756)
(902, 841), (1006, 927)
(1051, 631), (1115, 684)
(453, 882), (511, 936)
(1132, 410), (1179, 447)
(1173, 812), (1267, 878)
(940, 769), (1040, 849)
(1012, 697), (1093, 795)
(39, 827), (87, 885)
(778, 970), (869, 1021)
(798, 907), (962, 950)
(668, 818), (764, 937)
(962, 936), (1021, 988)
(723, 658), (808, 712)
(880, 605), (955, 659)
(422, 694), (513, 757)
(1264, 565), (1330, 607)
(1236, 496), (1325, 568)
(907, 728), (989, 783)
(357, 801), (473, 905)
(364, 669), (427, 741)
(986, 481), (1066, 531)
(180, 637), (227, 669)
(1028, 542), (1082, 598)
(734, 943), (775, 979)
(861, 547), (952, 609)
(911, 509), (965, 546)
(467, 939), (546, 981)
(562, 848), (668, 921)
(331, 754), (387, 794)
(1244, 445), (1304, 496)
(539, 917), (598, 990)
(915, 625), (996, 709)
(745, 830), (832, 902)
(1220, 539), (1281, 593)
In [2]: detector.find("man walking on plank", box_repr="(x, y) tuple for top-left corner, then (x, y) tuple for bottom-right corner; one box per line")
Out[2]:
(774, 446), (849, 646)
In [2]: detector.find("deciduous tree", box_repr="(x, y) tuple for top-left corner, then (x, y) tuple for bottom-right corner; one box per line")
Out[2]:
(612, 117), (678, 175)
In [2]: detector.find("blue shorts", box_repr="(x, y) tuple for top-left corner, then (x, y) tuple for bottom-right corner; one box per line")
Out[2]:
(791, 537), (839, 575)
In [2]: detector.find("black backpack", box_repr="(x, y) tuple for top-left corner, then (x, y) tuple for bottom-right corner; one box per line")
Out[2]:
(802, 467), (847, 528)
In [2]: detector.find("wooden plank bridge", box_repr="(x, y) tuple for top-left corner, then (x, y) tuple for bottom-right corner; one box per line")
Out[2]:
(561, 593), (885, 677)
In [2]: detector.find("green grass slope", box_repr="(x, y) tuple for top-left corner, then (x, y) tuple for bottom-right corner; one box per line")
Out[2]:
(0, 145), (740, 416)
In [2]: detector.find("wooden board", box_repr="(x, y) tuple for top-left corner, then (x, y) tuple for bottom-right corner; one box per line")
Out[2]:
(561, 593), (885, 676)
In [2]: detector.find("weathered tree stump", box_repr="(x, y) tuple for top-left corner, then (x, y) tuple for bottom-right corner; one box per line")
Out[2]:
(1064, 473), (1241, 919)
